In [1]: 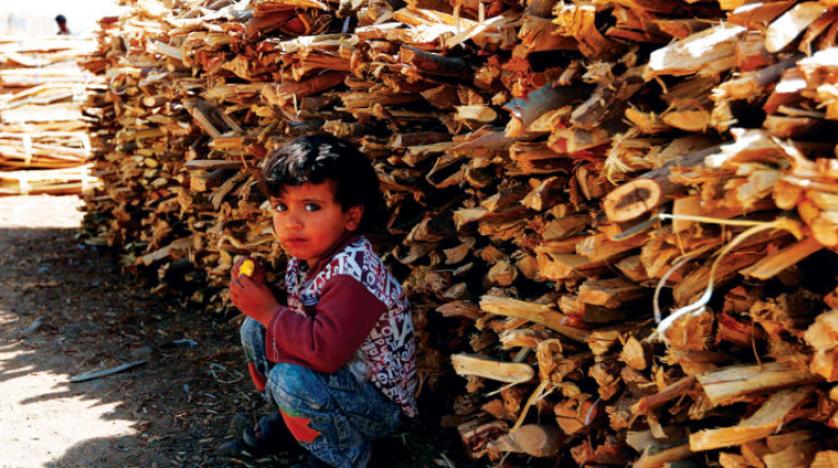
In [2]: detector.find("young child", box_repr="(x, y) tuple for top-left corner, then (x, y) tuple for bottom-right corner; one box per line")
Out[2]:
(229, 135), (417, 468)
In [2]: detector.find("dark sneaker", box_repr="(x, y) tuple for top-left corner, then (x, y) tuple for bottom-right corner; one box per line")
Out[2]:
(241, 411), (295, 457)
(307, 453), (332, 467)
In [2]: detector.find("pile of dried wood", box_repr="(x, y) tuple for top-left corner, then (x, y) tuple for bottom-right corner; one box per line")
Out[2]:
(0, 36), (100, 195)
(81, 0), (838, 465)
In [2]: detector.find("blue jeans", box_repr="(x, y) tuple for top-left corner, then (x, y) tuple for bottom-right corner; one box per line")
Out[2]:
(240, 317), (401, 468)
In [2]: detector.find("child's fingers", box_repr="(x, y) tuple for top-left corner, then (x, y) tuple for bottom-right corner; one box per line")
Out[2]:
(235, 276), (262, 298)
(230, 290), (240, 306)
(255, 270), (267, 283)
(249, 260), (266, 281)
(229, 275), (247, 296)
(238, 274), (264, 289)
(230, 288), (247, 308)
(231, 256), (249, 279)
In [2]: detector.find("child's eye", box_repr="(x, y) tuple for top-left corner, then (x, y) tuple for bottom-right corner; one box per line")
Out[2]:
(274, 202), (287, 212)
(304, 203), (320, 212)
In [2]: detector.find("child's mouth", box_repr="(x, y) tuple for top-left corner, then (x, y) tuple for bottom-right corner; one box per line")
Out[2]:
(283, 238), (308, 247)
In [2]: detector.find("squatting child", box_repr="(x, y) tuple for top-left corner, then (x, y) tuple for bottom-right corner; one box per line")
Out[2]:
(229, 135), (418, 467)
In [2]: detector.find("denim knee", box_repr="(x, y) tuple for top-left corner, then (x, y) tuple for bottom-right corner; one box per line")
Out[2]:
(240, 316), (269, 368)
(240, 317), (263, 353)
(268, 363), (329, 412)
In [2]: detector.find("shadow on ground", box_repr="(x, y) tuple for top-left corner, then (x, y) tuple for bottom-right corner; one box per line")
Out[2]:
(0, 226), (471, 467)
(0, 226), (253, 466)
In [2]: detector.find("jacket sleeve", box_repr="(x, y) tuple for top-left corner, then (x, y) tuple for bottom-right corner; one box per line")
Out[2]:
(265, 274), (387, 373)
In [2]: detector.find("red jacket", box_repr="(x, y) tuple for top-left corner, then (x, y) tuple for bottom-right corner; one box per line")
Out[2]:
(265, 235), (418, 417)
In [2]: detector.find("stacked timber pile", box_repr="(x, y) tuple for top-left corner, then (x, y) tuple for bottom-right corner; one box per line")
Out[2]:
(0, 36), (101, 195)
(80, 0), (838, 465)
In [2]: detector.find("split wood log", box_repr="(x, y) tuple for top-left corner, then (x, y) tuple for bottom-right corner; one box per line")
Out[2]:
(810, 451), (838, 468)
(451, 354), (534, 384)
(602, 145), (721, 223)
(696, 362), (822, 406)
(635, 441), (692, 468)
(486, 424), (563, 458)
(479, 295), (590, 342)
(689, 386), (814, 451)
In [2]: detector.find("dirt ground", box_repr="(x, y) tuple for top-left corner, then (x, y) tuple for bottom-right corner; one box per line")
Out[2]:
(0, 195), (467, 467)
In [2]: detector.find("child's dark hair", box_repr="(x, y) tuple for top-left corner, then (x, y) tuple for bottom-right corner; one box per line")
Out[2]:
(261, 134), (386, 233)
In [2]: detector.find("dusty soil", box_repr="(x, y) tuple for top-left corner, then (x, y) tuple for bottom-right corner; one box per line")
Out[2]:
(0, 195), (467, 467)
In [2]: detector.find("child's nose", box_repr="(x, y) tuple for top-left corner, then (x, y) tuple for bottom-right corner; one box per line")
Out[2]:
(285, 210), (304, 230)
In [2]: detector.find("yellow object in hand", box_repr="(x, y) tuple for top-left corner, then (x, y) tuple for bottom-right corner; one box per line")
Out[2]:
(240, 259), (255, 277)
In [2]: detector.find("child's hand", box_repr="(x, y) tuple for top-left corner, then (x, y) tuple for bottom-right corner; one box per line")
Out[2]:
(230, 259), (277, 324)
(231, 257), (266, 283)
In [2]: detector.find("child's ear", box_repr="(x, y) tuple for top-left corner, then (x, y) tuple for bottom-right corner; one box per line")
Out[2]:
(344, 205), (364, 232)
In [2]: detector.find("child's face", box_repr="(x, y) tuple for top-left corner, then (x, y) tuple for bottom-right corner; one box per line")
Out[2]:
(270, 181), (363, 266)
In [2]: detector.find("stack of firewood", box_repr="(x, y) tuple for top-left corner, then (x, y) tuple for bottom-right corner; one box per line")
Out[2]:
(0, 36), (100, 195)
(80, 0), (838, 465)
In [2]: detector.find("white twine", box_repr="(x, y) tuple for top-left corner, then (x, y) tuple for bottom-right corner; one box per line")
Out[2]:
(22, 134), (32, 167)
(79, 132), (93, 159)
(17, 172), (31, 195)
(81, 174), (93, 194)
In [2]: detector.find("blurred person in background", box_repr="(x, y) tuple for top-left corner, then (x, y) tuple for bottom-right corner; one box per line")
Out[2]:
(55, 14), (70, 34)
